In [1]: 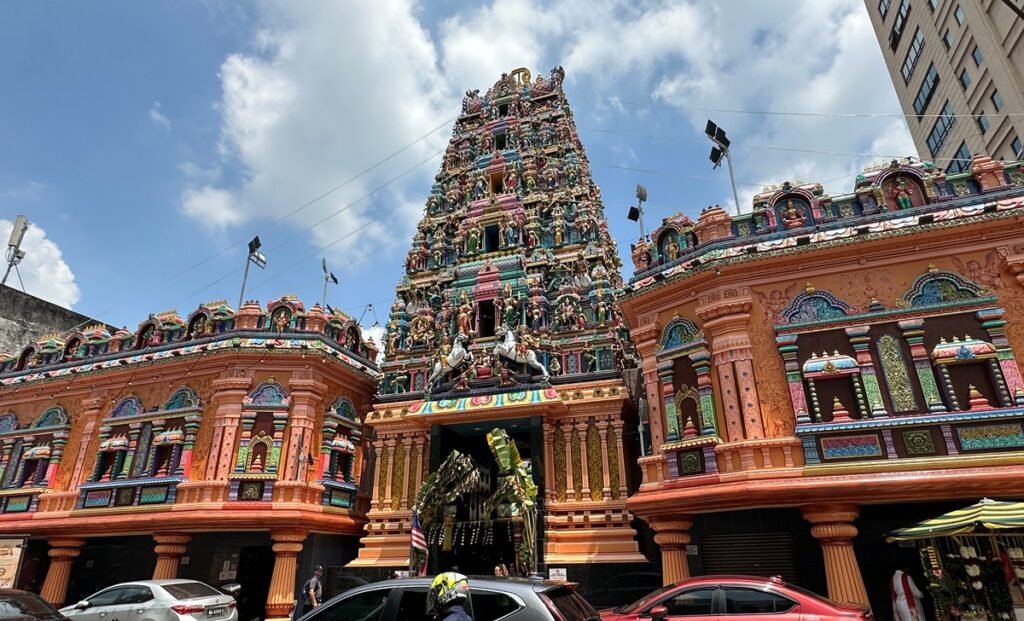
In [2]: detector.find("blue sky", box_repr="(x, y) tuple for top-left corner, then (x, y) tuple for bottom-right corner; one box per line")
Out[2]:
(0, 0), (915, 343)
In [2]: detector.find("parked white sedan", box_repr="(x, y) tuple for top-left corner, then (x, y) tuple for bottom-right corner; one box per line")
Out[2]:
(60, 581), (237, 621)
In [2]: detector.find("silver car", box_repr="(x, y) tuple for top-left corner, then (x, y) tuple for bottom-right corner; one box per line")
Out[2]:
(60, 580), (237, 621)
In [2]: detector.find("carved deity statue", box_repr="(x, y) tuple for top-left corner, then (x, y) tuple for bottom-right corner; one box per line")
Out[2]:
(664, 235), (681, 262)
(781, 199), (806, 228)
(891, 178), (914, 210)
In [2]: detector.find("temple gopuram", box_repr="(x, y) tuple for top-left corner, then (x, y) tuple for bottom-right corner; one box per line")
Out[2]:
(619, 156), (1024, 613)
(0, 297), (378, 621)
(352, 68), (647, 589)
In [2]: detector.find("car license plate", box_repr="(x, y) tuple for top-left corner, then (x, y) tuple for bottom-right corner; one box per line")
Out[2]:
(207, 608), (225, 617)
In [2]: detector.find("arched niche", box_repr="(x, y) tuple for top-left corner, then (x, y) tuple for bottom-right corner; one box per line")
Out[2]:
(777, 287), (859, 325)
(899, 269), (988, 308)
(110, 396), (144, 420)
(878, 171), (927, 212)
(164, 387), (200, 411)
(771, 193), (813, 230)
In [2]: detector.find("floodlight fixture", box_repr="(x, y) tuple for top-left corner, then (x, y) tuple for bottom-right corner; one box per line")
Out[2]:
(238, 234), (267, 309)
(635, 184), (648, 203)
(2, 215), (30, 289)
(626, 184), (648, 238)
(704, 120), (742, 216)
(321, 256), (338, 308)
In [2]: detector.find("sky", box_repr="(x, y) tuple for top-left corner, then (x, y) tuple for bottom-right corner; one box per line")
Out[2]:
(0, 0), (917, 344)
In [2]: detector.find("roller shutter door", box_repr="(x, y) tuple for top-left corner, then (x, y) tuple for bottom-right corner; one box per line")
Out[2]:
(698, 532), (800, 584)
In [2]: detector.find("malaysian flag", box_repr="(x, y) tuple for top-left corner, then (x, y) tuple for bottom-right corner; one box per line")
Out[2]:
(411, 511), (428, 576)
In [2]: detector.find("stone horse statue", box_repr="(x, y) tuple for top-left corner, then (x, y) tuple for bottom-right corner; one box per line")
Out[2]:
(426, 332), (474, 392)
(493, 326), (549, 382)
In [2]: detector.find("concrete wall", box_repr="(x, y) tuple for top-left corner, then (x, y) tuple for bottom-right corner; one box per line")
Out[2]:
(0, 285), (105, 355)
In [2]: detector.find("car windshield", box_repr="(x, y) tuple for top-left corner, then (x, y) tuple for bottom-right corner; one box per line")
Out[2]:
(612, 584), (678, 614)
(0, 594), (62, 619)
(162, 582), (220, 600)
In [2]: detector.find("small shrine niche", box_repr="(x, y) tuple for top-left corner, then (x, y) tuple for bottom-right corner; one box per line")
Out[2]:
(656, 317), (718, 442)
(929, 336), (1011, 411)
(800, 350), (868, 423)
(87, 389), (201, 489)
(773, 195), (812, 230)
(0, 406), (71, 509)
(318, 397), (362, 508)
(881, 173), (927, 212)
(231, 380), (291, 501)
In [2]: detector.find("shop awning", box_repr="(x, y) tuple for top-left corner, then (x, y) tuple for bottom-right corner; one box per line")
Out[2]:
(888, 498), (1024, 541)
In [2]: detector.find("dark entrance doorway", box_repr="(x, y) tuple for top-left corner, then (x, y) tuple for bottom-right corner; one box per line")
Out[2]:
(235, 546), (274, 621)
(428, 416), (544, 576)
(66, 536), (155, 604)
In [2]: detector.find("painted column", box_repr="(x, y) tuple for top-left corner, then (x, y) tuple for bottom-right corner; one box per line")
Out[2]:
(846, 326), (887, 416)
(71, 397), (106, 486)
(43, 430), (68, 487)
(0, 441), (14, 483)
(631, 315), (664, 452)
(413, 435), (426, 501)
(597, 420), (611, 500)
(561, 420), (576, 502)
(233, 416), (256, 473)
(978, 308), (1022, 404)
(121, 423), (143, 479)
(542, 421), (555, 504)
(206, 372), (253, 481)
(801, 504), (870, 608)
(286, 374), (327, 481)
(611, 419), (628, 498)
(697, 288), (765, 442)
(658, 364), (680, 442)
(40, 538), (86, 606)
(152, 533), (191, 580)
(899, 319), (946, 412)
(265, 530), (307, 621)
(383, 437), (396, 509)
(399, 435), (413, 510)
(776, 334), (810, 423)
(651, 519), (693, 585)
(147, 419), (166, 476)
(179, 414), (201, 477)
(691, 352), (718, 436)
(575, 420), (589, 497)
(369, 440), (384, 512)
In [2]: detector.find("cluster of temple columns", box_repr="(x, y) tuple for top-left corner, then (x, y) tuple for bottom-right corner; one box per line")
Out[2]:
(37, 530), (308, 621)
(651, 503), (870, 607)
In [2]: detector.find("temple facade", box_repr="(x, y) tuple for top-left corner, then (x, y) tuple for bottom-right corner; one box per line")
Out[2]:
(353, 68), (647, 589)
(619, 156), (1024, 612)
(0, 296), (377, 621)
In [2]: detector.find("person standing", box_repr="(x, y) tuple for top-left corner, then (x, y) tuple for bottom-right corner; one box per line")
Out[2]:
(297, 565), (323, 619)
(891, 568), (925, 621)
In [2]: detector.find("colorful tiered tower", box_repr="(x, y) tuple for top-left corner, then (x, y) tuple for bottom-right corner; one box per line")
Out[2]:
(354, 67), (646, 582)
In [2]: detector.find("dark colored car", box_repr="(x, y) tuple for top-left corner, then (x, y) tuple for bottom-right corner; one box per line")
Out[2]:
(298, 576), (598, 621)
(0, 590), (66, 621)
(600, 575), (871, 621)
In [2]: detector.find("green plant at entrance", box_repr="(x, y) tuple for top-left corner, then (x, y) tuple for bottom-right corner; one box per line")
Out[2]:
(484, 428), (538, 576)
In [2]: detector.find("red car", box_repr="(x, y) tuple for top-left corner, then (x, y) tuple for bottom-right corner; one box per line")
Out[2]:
(599, 575), (871, 621)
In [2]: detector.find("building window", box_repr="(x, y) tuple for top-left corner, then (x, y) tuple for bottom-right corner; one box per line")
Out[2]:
(927, 101), (956, 156)
(890, 0), (911, 50)
(972, 45), (983, 66)
(948, 142), (972, 173)
(901, 29), (925, 83)
(928, 0), (938, 11)
(914, 64), (940, 116)
(959, 68), (971, 89)
(978, 113), (990, 134)
(1013, 136), (1023, 159)
(954, 5), (965, 24)
(879, 0), (892, 17)
(943, 29), (955, 49)
(992, 90), (1004, 111)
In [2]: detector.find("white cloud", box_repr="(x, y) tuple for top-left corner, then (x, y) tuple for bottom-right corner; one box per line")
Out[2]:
(180, 0), (453, 266)
(149, 101), (170, 130)
(0, 218), (80, 308)
(362, 322), (385, 364)
(181, 186), (245, 229)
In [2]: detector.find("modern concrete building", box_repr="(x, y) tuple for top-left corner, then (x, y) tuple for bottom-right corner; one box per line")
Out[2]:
(866, 0), (1024, 170)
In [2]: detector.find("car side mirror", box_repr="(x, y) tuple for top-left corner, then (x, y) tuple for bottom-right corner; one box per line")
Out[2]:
(649, 605), (669, 621)
(221, 584), (241, 597)
(74, 601), (91, 610)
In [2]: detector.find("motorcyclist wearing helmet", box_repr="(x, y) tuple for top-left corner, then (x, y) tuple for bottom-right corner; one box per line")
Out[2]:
(427, 572), (472, 621)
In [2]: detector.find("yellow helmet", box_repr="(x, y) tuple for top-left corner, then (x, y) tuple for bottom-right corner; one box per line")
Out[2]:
(427, 572), (469, 613)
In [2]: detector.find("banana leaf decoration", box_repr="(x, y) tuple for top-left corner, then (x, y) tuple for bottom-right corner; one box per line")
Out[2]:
(412, 449), (481, 526)
(485, 428), (538, 575)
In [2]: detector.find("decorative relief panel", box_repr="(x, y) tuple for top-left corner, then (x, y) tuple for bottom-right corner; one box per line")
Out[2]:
(876, 335), (919, 412)
(901, 429), (936, 456)
(957, 423), (1024, 451)
(819, 434), (884, 460)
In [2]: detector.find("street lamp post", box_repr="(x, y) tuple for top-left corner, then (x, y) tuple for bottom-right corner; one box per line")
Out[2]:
(238, 236), (267, 309)
(706, 120), (743, 216)
(627, 183), (649, 237)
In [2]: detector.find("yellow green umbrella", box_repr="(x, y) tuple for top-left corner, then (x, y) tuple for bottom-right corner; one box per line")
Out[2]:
(888, 498), (1024, 541)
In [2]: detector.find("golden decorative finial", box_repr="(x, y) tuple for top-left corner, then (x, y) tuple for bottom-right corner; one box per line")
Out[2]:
(927, 263), (938, 272)
(805, 282), (816, 293)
